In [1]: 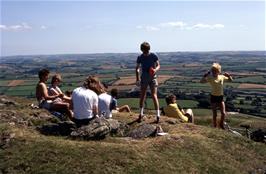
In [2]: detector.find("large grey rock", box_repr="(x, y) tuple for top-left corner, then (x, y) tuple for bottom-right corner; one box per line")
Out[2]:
(108, 119), (130, 137)
(0, 97), (18, 106)
(70, 118), (111, 140)
(128, 124), (157, 139)
(38, 121), (76, 136)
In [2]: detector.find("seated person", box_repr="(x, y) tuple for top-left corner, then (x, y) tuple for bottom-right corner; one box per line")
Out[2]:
(48, 74), (71, 103)
(98, 90), (113, 119)
(110, 88), (131, 113)
(36, 69), (72, 119)
(98, 82), (114, 119)
(72, 76), (100, 127)
(162, 94), (194, 123)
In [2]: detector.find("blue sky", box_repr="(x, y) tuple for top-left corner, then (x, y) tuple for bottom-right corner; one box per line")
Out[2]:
(0, 1), (265, 56)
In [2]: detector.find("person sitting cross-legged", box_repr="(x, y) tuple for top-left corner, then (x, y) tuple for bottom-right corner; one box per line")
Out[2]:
(35, 69), (73, 119)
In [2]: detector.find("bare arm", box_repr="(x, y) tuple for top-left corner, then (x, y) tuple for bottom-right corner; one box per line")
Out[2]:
(39, 83), (62, 100)
(93, 96), (99, 117)
(154, 60), (160, 72)
(224, 72), (233, 82)
(200, 71), (210, 83)
(93, 105), (98, 118)
(135, 63), (141, 82)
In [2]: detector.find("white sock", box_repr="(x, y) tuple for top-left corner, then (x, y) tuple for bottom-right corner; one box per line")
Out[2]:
(156, 110), (160, 117)
(140, 107), (144, 116)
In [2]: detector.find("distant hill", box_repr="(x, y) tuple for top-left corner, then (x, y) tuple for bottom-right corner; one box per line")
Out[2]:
(0, 96), (266, 174)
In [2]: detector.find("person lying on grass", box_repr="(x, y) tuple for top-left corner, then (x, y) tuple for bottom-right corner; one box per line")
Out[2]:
(162, 94), (194, 123)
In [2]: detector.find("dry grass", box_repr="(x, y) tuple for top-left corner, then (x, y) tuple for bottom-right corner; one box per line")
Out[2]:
(0, 96), (266, 174)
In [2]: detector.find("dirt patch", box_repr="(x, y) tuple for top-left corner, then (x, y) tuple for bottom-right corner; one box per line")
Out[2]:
(109, 85), (136, 91)
(238, 83), (266, 89)
(7, 80), (25, 87)
(161, 66), (178, 71)
(232, 72), (262, 76)
(182, 63), (202, 67)
(100, 65), (116, 70)
(113, 75), (175, 85)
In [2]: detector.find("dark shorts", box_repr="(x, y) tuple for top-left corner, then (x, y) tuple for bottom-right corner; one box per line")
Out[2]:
(210, 95), (224, 103)
(141, 73), (158, 89)
(73, 117), (94, 127)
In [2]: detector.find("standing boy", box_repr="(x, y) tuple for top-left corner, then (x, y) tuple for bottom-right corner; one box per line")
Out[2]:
(135, 42), (160, 123)
(200, 63), (233, 129)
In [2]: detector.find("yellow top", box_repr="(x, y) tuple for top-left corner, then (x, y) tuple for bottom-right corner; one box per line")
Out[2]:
(163, 103), (188, 122)
(207, 75), (229, 96)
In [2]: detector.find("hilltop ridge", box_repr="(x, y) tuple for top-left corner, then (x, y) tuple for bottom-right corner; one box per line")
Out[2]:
(0, 96), (266, 174)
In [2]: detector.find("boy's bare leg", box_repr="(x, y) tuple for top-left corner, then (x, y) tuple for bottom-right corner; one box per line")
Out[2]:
(211, 103), (217, 128)
(219, 102), (226, 129)
(118, 105), (131, 113)
(138, 86), (147, 122)
(151, 86), (160, 123)
(185, 109), (194, 123)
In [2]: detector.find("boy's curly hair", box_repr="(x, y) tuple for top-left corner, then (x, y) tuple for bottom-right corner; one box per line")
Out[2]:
(165, 94), (176, 105)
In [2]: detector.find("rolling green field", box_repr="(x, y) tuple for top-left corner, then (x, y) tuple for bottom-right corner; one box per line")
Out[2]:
(118, 98), (199, 110)
(1, 51), (265, 117)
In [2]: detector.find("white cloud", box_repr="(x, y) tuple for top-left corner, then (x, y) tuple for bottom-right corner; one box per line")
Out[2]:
(136, 21), (224, 31)
(40, 25), (47, 30)
(0, 23), (32, 31)
(145, 26), (160, 31)
(0, 25), (7, 30)
(160, 21), (187, 28)
(136, 25), (159, 31)
(191, 23), (225, 29)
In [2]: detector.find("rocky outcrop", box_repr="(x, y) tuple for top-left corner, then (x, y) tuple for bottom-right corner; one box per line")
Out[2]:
(128, 123), (157, 139)
(37, 121), (76, 136)
(0, 97), (18, 107)
(70, 118), (129, 140)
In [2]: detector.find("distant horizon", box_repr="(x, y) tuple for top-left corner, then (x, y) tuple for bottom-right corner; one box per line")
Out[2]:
(1, 50), (265, 58)
(1, 1), (265, 56)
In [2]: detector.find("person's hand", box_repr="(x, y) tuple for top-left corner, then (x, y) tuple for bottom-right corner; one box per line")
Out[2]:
(149, 67), (156, 76)
(223, 72), (230, 77)
(203, 71), (210, 77)
(58, 93), (64, 98)
(136, 80), (140, 87)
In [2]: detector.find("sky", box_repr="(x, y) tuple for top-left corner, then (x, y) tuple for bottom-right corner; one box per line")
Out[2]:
(0, 1), (265, 56)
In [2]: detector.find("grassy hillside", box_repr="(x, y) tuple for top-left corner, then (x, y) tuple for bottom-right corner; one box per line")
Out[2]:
(0, 96), (266, 174)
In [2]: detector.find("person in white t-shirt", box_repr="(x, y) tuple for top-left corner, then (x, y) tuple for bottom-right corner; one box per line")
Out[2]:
(72, 76), (102, 127)
(98, 92), (113, 119)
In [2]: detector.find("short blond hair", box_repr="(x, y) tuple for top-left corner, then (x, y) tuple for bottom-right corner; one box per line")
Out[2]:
(51, 74), (62, 84)
(211, 63), (221, 73)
